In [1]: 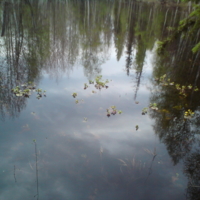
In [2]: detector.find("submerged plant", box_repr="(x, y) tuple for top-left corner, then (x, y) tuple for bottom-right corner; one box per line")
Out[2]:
(135, 125), (139, 131)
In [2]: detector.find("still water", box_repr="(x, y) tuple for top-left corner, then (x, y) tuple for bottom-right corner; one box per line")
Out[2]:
(0, 0), (200, 199)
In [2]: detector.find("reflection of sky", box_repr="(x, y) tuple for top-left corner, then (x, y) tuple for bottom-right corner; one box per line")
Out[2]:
(0, 42), (187, 200)
(0, 43), (188, 200)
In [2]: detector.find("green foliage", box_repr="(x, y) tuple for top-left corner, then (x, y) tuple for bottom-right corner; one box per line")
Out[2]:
(155, 74), (199, 98)
(149, 103), (158, 110)
(72, 92), (77, 98)
(12, 84), (46, 99)
(88, 75), (109, 90)
(192, 42), (200, 53)
(106, 106), (122, 117)
(84, 83), (88, 90)
(157, 5), (200, 54)
(184, 109), (194, 119)
(142, 107), (148, 115)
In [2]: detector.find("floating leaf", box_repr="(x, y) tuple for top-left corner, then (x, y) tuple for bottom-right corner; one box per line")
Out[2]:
(16, 93), (23, 96)
(72, 93), (77, 98)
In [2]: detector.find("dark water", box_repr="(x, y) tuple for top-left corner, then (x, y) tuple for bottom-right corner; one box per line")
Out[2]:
(0, 0), (200, 199)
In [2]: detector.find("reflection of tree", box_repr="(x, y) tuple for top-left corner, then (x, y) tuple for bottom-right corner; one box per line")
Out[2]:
(118, 2), (179, 99)
(149, 6), (200, 196)
(125, 2), (136, 76)
(74, 0), (113, 79)
(0, 0), (51, 119)
(1, 0), (198, 123)
(184, 150), (200, 200)
(113, 0), (127, 61)
(149, 76), (200, 161)
(148, 78), (200, 199)
(0, 0), (114, 119)
(39, 132), (151, 200)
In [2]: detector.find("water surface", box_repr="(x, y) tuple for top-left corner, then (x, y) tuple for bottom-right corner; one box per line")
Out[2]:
(0, 1), (200, 200)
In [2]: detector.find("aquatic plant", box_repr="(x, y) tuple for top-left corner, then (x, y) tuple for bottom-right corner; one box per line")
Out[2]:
(149, 103), (158, 110)
(72, 92), (77, 98)
(142, 107), (148, 115)
(184, 109), (194, 119)
(106, 109), (111, 117)
(84, 83), (88, 90)
(111, 105), (116, 110)
(194, 86), (199, 92)
(12, 84), (46, 99)
(75, 99), (84, 104)
(106, 106), (122, 117)
(135, 125), (139, 130)
(89, 80), (94, 84)
(88, 75), (109, 90)
(156, 74), (199, 98)
(36, 88), (45, 99)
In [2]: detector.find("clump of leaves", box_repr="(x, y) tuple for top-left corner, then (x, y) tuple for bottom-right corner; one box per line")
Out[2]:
(84, 83), (88, 90)
(36, 88), (45, 99)
(106, 106), (122, 117)
(75, 99), (84, 104)
(89, 80), (94, 84)
(142, 107), (148, 115)
(12, 83), (46, 99)
(194, 86), (199, 92)
(72, 92), (77, 98)
(88, 75), (109, 90)
(184, 109), (194, 119)
(149, 103), (158, 110)
(118, 110), (122, 114)
(155, 74), (199, 98)
(135, 125), (139, 131)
